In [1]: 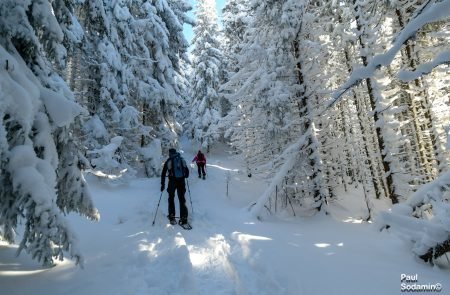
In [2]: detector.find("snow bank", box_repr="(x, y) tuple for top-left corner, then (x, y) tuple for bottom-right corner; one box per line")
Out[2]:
(377, 170), (450, 259)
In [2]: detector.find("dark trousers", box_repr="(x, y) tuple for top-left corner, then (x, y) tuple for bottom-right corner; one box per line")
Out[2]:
(167, 178), (188, 219)
(197, 163), (206, 177)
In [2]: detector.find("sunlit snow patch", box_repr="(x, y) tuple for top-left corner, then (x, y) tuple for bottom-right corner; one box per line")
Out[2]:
(206, 164), (239, 172)
(314, 243), (331, 248)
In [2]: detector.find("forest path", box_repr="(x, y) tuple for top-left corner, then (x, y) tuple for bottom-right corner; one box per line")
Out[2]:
(1, 141), (449, 294)
(131, 140), (288, 294)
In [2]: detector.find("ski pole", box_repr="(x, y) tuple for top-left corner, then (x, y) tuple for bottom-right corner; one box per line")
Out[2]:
(186, 179), (194, 215)
(152, 191), (163, 226)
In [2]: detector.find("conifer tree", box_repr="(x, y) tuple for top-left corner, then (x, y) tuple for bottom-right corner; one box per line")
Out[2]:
(0, 0), (98, 266)
(75, 0), (192, 177)
(189, 0), (224, 152)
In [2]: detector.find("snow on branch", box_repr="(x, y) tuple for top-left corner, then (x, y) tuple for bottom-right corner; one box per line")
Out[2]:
(249, 134), (307, 219)
(87, 136), (124, 176)
(398, 50), (450, 82)
(328, 0), (450, 107)
(376, 170), (450, 262)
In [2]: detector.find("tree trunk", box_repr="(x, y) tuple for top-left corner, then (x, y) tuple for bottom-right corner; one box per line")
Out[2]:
(396, 9), (435, 181)
(141, 102), (149, 147)
(293, 39), (323, 210)
(353, 1), (399, 204)
(343, 46), (385, 199)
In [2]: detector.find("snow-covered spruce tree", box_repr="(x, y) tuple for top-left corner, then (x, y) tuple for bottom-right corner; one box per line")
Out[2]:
(347, 0), (402, 204)
(45, 0), (99, 219)
(176, 59), (194, 131)
(319, 0), (450, 208)
(368, 0), (442, 195)
(332, 0), (450, 199)
(0, 0), (98, 266)
(416, 21), (450, 172)
(320, 0), (403, 215)
(75, 0), (191, 178)
(231, 0), (450, 221)
(75, 0), (132, 178)
(130, 0), (193, 173)
(328, 1), (387, 204)
(224, 0), (301, 172)
(374, 2), (450, 261)
(151, 0), (193, 150)
(332, 0), (450, 258)
(276, 0), (328, 215)
(165, 0), (195, 129)
(218, 0), (252, 146)
(221, 0), (251, 77)
(164, 0), (194, 74)
(294, 0), (401, 219)
(189, 0), (224, 152)
(221, 0), (330, 217)
(393, 0), (450, 176)
(326, 0), (450, 207)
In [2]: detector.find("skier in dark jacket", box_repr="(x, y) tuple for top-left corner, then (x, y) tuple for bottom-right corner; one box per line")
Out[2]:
(161, 148), (189, 225)
(192, 150), (206, 179)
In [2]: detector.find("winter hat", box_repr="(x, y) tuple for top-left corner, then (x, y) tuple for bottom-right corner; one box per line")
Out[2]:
(169, 148), (177, 155)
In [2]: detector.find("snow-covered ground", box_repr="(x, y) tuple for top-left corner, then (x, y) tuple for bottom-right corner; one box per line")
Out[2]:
(1, 141), (449, 295)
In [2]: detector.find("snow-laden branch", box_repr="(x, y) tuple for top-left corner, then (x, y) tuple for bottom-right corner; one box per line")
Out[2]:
(404, 168), (450, 209)
(249, 134), (307, 219)
(87, 136), (124, 170)
(398, 50), (450, 81)
(376, 169), (450, 261)
(328, 0), (450, 107)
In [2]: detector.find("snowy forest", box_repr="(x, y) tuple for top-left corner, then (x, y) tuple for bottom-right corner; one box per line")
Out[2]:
(1, 0), (450, 289)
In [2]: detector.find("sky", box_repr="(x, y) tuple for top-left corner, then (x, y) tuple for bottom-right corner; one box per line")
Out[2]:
(184, 0), (226, 45)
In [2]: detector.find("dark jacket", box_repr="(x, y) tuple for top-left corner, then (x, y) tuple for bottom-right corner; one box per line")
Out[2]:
(161, 151), (189, 188)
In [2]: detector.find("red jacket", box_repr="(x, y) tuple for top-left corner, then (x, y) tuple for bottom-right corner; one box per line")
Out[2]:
(192, 153), (206, 164)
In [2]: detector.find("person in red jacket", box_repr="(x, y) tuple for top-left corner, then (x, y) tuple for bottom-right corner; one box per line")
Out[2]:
(192, 150), (206, 179)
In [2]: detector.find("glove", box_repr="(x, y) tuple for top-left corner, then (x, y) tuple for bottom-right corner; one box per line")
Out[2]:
(160, 185), (164, 192)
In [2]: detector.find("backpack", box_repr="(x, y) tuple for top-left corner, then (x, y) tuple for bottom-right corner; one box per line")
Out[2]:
(197, 153), (205, 162)
(168, 155), (189, 178)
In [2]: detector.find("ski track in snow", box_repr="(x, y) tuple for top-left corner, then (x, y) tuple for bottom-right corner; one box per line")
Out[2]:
(118, 136), (289, 295)
(124, 157), (288, 295)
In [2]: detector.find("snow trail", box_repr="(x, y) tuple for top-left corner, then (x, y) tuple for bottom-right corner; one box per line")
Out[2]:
(1, 141), (449, 294)
(144, 147), (288, 294)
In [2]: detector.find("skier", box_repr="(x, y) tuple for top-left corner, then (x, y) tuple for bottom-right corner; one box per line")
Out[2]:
(161, 148), (189, 225)
(192, 150), (206, 179)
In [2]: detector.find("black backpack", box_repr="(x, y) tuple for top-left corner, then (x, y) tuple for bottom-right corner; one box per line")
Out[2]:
(168, 155), (189, 178)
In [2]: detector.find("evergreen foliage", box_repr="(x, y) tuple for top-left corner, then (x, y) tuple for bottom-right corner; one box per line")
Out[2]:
(0, 0), (191, 265)
(219, 0), (449, 261)
(0, 0), (99, 266)
(189, 0), (224, 152)
(1, 0), (449, 266)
